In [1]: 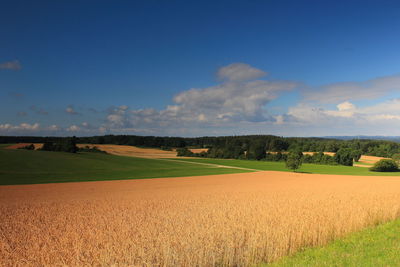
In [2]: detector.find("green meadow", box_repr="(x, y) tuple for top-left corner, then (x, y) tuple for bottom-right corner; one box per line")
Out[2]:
(0, 147), (249, 185)
(173, 158), (400, 176)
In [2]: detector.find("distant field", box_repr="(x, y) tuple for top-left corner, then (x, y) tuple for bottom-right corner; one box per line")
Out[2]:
(2, 144), (400, 186)
(172, 158), (400, 176)
(263, 219), (400, 267)
(0, 147), (249, 185)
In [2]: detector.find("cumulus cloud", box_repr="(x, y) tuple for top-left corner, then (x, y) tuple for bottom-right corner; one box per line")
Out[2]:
(67, 125), (80, 132)
(103, 64), (298, 134)
(48, 125), (60, 131)
(216, 63), (267, 82)
(67, 122), (99, 133)
(283, 98), (400, 135)
(65, 105), (81, 115)
(0, 60), (21, 71)
(304, 74), (400, 103)
(0, 123), (40, 131)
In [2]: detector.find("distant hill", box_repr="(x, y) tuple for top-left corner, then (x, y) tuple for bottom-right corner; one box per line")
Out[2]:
(322, 136), (400, 142)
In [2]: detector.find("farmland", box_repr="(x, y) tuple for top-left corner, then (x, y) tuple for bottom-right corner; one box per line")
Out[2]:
(2, 144), (400, 266)
(172, 158), (400, 176)
(1, 144), (397, 186)
(2, 169), (400, 266)
(0, 147), (249, 185)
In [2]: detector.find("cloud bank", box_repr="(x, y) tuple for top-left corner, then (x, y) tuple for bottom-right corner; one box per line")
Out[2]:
(104, 63), (298, 134)
(4, 63), (400, 136)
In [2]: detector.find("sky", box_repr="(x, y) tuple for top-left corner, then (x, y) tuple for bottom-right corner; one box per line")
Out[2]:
(2, 0), (400, 137)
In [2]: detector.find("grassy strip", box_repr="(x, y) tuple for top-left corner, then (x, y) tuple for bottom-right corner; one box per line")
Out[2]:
(171, 158), (400, 176)
(0, 149), (250, 185)
(355, 161), (373, 166)
(261, 219), (400, 267)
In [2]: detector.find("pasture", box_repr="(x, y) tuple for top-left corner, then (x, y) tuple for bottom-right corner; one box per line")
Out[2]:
(0, 147), (249, 185)
(172, 158), (400, 176)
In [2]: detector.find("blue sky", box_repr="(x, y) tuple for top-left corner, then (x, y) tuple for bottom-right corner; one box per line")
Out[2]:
(2, 0), (400, 136)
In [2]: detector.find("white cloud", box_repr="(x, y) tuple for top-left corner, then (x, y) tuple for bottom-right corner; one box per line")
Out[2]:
(65, 105), (81, 115)
(103, 63), (298, 134)
(67, 125), (80, 132)
(0, 60), (21, 71)
(66, 122), (96, 132)
(337, 101), (355, 111)
(216, 63), (267, 82)
(304, 74), (400, 103)
(0, 123), (40, 131)
(47, 125), (60, 131)
(282, 98), (400, 136)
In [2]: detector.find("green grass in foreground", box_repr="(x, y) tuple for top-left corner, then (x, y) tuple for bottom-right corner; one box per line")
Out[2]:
(172, 158), (400, 176)
(0, 148), (249, 185)
(261, 219), (400, 267)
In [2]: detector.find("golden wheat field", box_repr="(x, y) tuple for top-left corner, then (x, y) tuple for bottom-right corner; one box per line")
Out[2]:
(2, 171), (400, 266)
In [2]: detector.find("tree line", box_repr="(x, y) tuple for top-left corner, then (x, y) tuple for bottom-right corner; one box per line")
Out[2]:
(177, 146), (361, 166)
(2, 134), (400, 157)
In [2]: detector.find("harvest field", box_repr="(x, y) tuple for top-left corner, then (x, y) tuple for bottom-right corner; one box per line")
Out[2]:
(5, 143), (179, 158)
(2, 171), (400, 266)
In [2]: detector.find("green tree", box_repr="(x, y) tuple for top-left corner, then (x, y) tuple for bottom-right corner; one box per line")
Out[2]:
(352, 149), (362, 162)
(64, 136), (78, 153)
(246, 141), (266, 160)
(286, 151), (303, 172)
(334, 148), (354, 166)
(370, 159), (399, 172)
(176, 147), (194, 157)
(392, 153), (400, 164)
(41, 141), (55, 151)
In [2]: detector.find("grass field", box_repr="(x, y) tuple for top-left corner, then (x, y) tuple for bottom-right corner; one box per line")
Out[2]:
(0, 147), (249, 185)
(263, 219), (400, 267)
(172, 158), (400, 176)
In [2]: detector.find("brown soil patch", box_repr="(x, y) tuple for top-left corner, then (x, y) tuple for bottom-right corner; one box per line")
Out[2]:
(2, 172), (400, 266)
(6, 143), (186, 159)
(268, 151), (336, 156)
(5, 143), (43, 150)
(302, 151), (335, 156)
(189, 148), (208, 153)
(359, 155), (387, 163)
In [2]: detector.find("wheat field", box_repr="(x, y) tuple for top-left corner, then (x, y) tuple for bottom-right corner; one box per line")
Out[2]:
(2, 171), (400, 266)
